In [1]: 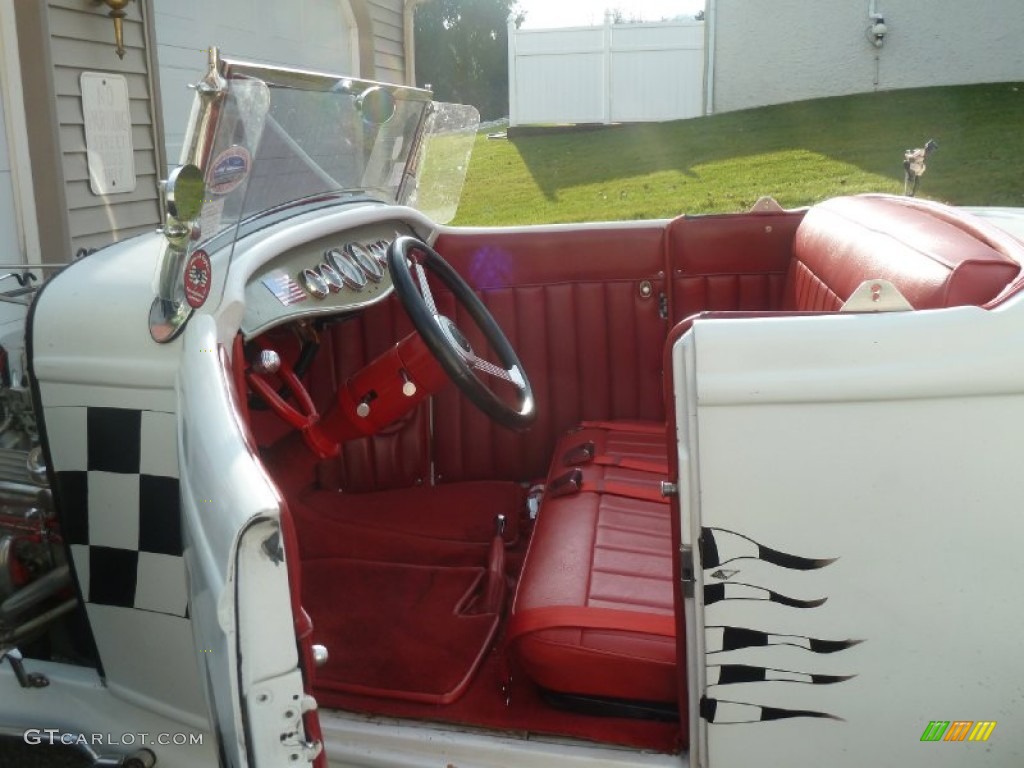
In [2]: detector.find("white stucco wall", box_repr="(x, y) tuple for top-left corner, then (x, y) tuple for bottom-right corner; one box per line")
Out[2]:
(710, 0), (1024, 113)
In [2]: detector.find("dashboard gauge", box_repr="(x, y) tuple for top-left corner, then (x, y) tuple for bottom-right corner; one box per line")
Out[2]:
(367, 240), (388, 265)
(318, 262), (345, 293)
(326, 248), (367, 290)
(300, 267), (329, 299)
(346, 243), (384, 282)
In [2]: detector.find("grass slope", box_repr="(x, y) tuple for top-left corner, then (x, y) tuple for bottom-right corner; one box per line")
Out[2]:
(452, 83), (1024, 226)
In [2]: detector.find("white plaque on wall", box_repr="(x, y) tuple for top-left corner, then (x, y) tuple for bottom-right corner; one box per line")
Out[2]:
(80, 72), (136, 195)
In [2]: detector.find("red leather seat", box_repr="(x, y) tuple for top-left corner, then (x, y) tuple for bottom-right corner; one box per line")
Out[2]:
(783, 195), (1021, 311)
(552, 421), (668, 499)
(509, 195), (1024, 707)
(509, 422), (677, 703)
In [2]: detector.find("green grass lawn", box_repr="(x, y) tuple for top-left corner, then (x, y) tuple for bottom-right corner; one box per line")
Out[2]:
(451, 82), (1024, 226)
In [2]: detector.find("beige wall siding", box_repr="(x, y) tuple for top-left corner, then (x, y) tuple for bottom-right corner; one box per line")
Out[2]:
(368, 0), (404, 84)
(0, 64), (20, 263)
(49, 0), (161, 256)
(16, 1), (403, 260)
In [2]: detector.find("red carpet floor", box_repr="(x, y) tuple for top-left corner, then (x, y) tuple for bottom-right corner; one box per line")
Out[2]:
(303, 558), (499, 704)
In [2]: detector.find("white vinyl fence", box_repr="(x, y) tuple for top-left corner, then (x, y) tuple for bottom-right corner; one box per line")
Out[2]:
(508, 20), (705, 127)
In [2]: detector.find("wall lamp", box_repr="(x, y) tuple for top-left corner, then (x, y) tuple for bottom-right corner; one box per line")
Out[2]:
(867, 0), (887, 48)
(96, 0), (135, 59)
(868, 18), (888, 48)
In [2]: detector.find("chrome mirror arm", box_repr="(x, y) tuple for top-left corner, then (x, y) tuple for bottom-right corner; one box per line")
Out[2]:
(150, 48), (226, 343)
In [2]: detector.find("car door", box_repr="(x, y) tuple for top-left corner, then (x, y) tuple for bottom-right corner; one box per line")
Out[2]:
(179, 313), (323, 767)
(670, 307), (1024, 767)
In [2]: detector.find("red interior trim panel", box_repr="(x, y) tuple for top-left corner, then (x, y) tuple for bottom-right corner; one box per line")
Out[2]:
(430, 226), (670, 482)
(666, 210), (804, 323)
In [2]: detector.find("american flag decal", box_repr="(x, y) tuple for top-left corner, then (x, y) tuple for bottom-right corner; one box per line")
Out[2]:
(262, 272), (307, 306)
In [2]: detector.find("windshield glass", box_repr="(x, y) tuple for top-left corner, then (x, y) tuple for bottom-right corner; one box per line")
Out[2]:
(170, 55), (478, 308)
(190, 69), (435, 245)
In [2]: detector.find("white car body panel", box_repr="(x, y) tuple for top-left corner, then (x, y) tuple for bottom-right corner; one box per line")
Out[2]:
(672, 295), (1024, 766)
(319, 711), (685, 768)
(180, 313), (318, 766)
(0, 659), (216, 763)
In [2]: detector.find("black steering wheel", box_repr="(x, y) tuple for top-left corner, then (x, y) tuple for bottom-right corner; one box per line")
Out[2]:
(387, 236), (536, 431)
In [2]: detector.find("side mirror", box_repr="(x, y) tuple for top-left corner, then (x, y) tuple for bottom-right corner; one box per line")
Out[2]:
(151, 164), (206, 342)
(165, 164), (205, 223)
(357, 86), (397, 125)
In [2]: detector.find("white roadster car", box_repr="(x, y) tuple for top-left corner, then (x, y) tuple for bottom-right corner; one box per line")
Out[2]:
(1, 51), (1023, 768)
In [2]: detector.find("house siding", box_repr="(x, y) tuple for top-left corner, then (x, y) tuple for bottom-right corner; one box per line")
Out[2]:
(0, 62), (20, 263)
(12, 1), (405, 263)
(48, 0), (162, 255)
(368, 0), (404, 84)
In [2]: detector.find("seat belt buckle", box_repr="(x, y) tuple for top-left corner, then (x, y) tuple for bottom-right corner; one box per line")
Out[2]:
(548, 468), (583, 499)
(562, 441), (595, 466)
(526, 483), (544, 520)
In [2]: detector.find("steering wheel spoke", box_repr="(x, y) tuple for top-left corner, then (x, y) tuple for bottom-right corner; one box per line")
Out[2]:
(413, 260), (439, 317)
(388, 236), (536, 431)
(466, 355), (526, 390)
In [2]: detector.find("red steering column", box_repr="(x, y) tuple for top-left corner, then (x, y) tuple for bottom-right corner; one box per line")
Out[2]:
(322, 331), (448, 439)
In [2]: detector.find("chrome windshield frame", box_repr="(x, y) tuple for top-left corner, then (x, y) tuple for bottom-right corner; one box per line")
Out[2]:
(149, 49), (435, 343)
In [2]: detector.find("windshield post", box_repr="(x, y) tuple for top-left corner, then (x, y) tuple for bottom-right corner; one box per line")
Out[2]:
(150, 47), (230, 343)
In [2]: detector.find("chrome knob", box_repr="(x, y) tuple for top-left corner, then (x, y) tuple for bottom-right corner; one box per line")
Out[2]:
(26, 447), (47, 485)
(400, 369), (416, 397)
(251, 350), (281, 375)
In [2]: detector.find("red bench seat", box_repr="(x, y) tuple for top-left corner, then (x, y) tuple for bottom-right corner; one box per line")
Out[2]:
(510, 422), (676, 702)
(508, 195), (1023, 707)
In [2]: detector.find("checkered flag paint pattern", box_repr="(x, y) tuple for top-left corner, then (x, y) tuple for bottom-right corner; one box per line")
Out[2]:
(48, 406), (189, 618)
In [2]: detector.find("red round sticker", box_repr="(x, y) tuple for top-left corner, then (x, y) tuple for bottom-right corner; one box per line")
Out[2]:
(184, 250), (212, 308)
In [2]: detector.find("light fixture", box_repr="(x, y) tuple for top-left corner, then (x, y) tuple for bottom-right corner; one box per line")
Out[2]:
(96, 0), (135, 59)
(869, 19), (888, 48)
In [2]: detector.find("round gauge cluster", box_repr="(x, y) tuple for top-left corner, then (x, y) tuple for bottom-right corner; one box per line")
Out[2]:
(298, 240), (392, 299)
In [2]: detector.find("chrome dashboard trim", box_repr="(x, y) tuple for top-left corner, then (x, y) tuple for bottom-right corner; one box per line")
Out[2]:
(242, 283), (396, 340)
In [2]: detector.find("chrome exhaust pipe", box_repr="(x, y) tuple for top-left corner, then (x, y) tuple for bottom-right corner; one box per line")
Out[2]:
(0, 564), (71, 620)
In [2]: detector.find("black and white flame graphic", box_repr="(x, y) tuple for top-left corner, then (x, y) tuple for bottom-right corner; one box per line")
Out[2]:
(700, 528), (858, 725)
(701, 697), (842, 724)
(701, 527), (836, 571)
(706, 625), (862, 655)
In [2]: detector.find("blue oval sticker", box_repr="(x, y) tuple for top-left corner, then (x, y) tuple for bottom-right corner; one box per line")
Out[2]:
(207, 146), (251, 196)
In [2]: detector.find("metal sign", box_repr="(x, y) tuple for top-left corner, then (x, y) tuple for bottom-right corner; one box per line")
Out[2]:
(80, 72), (136, 195)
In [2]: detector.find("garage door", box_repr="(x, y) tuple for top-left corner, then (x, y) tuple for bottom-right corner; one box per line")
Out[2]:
(153, 0), (358, 166)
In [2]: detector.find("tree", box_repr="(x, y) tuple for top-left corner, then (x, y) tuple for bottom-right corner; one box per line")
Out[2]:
(608, 8), (643, 24)
(414, 0), (525, 121)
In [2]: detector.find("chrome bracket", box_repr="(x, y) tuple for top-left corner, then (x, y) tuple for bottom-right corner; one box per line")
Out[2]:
(1, 647), (49, 688)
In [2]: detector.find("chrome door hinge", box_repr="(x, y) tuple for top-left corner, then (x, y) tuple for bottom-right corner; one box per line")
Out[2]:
(680, 546), (695, 598)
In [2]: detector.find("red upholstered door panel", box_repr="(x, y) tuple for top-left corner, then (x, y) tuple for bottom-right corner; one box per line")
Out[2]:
(666, 210), (805, 324)
(430, 225), (669, 482)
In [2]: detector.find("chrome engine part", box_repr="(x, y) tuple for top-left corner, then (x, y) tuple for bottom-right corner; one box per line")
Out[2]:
(0, 329), (70, 649)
